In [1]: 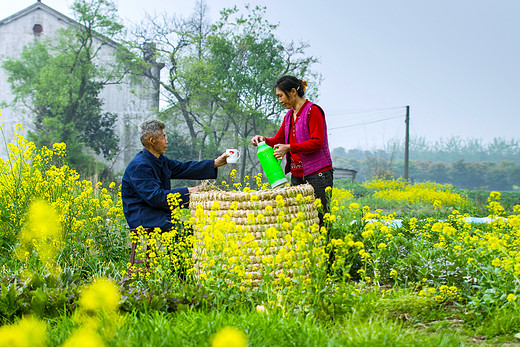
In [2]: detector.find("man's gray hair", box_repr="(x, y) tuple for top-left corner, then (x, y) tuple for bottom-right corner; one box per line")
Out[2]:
(140, 120), (165, 147)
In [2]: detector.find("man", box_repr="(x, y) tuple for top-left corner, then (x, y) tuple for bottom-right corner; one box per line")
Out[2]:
(122, 120), (228, 230)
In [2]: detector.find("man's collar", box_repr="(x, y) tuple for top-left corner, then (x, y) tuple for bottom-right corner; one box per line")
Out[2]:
(143, 148), (163, 160)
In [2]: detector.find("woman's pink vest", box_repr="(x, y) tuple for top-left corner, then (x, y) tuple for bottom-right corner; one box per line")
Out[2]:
(283, 101), (333, 176)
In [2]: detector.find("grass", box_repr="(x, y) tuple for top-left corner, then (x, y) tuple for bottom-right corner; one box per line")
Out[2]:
(42, 306), (474, 347)
(31, 279), (518, 346)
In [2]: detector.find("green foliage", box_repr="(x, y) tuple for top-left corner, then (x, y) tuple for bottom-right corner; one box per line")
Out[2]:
(333, 135), (520, 191)
(474, 306), (520, 338)
(128, 3), (319, 181)
(0, 281), (23, 322)
(0, 274), (76, 324)
(334, 154), (520, 191)
(335, 180), (375, 197)
(334, 136), (520, 165)
(462, 189), (520, 212)
(404, 136), (520, 164)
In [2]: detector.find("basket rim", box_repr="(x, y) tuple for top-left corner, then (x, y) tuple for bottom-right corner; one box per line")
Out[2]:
(189, 183), (315, 202)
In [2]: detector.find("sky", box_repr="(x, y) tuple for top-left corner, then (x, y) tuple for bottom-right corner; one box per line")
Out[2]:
(1, 0), (519, 151)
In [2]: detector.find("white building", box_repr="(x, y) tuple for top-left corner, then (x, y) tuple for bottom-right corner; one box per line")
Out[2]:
(0, 1), (161, 172)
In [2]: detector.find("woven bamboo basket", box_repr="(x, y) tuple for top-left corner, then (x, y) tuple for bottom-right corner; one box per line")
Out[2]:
(189, 183), (321, 285)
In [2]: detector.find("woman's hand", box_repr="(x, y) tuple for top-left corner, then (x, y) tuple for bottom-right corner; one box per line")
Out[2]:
(273, 144), (290, 160)
(250, 135), (266, 146)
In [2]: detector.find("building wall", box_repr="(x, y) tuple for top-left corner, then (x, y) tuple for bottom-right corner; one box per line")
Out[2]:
(0, 7), (68, 152)
(0, 4), (158, 173)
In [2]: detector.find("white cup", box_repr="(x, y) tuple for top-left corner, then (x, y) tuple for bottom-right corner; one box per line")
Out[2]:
(226, 149), (240, 164)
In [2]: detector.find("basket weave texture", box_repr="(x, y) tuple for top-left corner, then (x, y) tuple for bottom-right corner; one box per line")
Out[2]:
(189, 183), (321, 284)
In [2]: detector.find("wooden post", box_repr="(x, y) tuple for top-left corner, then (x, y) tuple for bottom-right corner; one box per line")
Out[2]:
(404, 105), (410, 181)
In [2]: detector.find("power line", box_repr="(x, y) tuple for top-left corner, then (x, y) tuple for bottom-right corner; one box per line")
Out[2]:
(327, 106), (406, 117)
(328, 113), (404, 130)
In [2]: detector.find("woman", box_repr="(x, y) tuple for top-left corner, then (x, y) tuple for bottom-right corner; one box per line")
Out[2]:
(251, 75), (333, 225)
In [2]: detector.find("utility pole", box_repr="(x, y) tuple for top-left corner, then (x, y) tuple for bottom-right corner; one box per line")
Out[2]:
(404, 105), (410, 181)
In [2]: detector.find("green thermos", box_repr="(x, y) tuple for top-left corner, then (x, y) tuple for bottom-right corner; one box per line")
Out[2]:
(256, 141), (288, 189)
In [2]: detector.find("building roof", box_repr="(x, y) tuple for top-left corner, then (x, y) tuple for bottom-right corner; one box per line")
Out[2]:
(0, 1), (118, 47)
(0, 1), (78, 27)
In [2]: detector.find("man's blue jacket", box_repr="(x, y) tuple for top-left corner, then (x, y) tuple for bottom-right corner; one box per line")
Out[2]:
(121, 149), (217, 230)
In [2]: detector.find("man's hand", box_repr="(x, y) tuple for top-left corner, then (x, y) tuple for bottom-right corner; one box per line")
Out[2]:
(188, 186), (199, 194)
(251, 135), (266, 146)
(214, 152), (229, 168)
(273, 144), (290, 160)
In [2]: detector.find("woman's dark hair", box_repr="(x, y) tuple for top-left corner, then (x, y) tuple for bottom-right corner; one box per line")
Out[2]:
(275, 75), (306, 97)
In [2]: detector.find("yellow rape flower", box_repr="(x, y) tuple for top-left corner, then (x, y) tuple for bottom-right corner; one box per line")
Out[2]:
(17, 200), (62, 268)
(78, 277), (121, 313)
(359, 249), (370, 259)
(276, 195), (285, 207)
(52, 142), (67, 157)
(277, 211), (285, 223)
(266, 227), (278, 239)
(491, 258), (502, 267)
(0, 316), (47, 347)
(210, 327), (247, 347)
(62, 327), (105, 347)
(489, 191), (501, 201)
(323, 213), (336, 223)
(349, 202), (360, 211)
(211, 201), (221, 210)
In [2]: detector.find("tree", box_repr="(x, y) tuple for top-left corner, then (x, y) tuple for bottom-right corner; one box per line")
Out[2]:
(2, 0), (127, 175)
(207, 5), (320, 180)
(129, 1), (320, 180)
(332, 147), (348, 158)
(426, 161), (450, 184)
